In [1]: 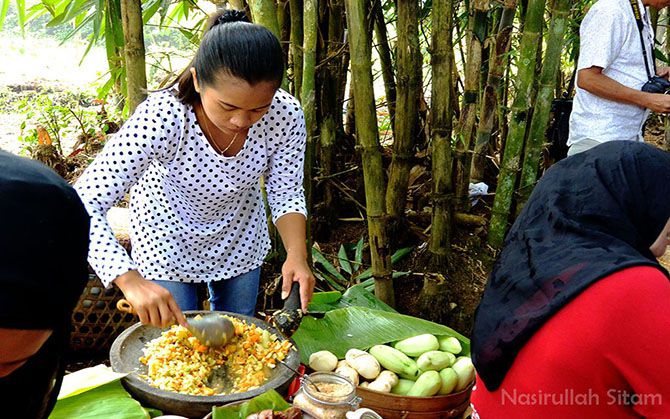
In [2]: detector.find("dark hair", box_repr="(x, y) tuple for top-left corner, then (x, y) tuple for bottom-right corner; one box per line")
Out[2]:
(169, 10), (284, 105)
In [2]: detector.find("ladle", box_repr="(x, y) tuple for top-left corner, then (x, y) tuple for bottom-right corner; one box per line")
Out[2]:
(116, 299), (235, 347)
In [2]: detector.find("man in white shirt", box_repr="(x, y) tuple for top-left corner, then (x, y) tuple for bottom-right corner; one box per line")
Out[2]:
(568, 0), (670, 156)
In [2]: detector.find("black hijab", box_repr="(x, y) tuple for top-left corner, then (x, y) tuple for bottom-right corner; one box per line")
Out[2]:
(472, 141), (670, 391)
(0, 151), (89, 418)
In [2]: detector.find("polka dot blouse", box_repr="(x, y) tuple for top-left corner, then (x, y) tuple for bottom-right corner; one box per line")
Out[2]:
(75, 89), (307, 287)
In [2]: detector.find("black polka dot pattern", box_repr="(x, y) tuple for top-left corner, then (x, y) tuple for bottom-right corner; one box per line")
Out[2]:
(75, 89), (307, 286)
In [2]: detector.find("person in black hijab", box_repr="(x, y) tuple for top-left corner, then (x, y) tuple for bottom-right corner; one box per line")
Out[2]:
(0, 150), (89, 418)
(471, 141), (670, 417)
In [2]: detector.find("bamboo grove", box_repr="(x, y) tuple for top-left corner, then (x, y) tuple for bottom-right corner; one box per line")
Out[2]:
(7, 0), (653, 305)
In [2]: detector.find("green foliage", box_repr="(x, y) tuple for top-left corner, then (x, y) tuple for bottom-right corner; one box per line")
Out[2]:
(16, 89), (119, 156)
(311, 238), (412, 292)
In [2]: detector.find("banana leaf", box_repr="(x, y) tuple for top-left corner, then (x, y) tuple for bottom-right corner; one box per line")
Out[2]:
(211, 389), (290, 419)
(307, 286), (396, 313)
(292, 306), (470, 365)
(50, 380), (159, 419)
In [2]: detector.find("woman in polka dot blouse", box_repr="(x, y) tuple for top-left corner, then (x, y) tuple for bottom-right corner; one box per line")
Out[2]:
(75, 10), (315, 328)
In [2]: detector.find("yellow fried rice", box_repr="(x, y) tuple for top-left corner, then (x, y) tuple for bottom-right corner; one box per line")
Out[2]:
(139, 316), (293, 396)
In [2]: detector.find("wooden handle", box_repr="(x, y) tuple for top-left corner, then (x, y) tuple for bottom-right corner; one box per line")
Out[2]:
(116, 298), (135, 314)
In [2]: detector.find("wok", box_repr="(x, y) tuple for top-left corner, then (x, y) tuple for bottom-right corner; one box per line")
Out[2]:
(110, 311), (300, 418)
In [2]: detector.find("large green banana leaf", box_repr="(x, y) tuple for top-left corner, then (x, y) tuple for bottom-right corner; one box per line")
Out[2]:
(49, 380), (159, 419)
(307, 285), (396, 313)
(293, 306), (470, 364)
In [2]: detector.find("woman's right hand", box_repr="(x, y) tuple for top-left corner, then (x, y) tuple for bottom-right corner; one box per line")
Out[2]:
(114, 270), (188, 328)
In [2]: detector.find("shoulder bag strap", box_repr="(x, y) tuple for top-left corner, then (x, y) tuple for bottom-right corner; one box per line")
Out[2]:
(629, 0), (655, 79)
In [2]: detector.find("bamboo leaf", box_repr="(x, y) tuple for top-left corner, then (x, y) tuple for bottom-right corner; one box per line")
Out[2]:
(353, 237), (364, 272)
(16, 0), (25, 30)
(313, 270), (345, 292)
(354, 246), (413, 281)
(142, 0), (161, 23)
(293, 306), (470, 364)
(337, 245), (353, 275)
(0, 0), (10, 31)
(358, 271), (411, 290)
(312, 247), (349, 284)
(654, 47), (669, 65)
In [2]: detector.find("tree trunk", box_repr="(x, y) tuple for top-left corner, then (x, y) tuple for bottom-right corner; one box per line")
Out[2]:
(488, 0), (546, 248)
(344, 0), (394, 306)
(429, 0), (455, 269)
(454, 0), (490, 210)
(373, 0), (397, 132)
(517, 0), (571, 212)
(120, 0), (147, 113)
(470, 1), (516, 182)
(386, 0), (420, 228)
(289, 0), (303, 99)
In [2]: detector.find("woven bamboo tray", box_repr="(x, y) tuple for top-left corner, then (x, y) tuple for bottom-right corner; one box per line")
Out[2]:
(70, 207), (137, 354)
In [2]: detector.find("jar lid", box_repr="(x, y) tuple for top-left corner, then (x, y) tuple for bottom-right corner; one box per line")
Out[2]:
(301, 372), (360, 407)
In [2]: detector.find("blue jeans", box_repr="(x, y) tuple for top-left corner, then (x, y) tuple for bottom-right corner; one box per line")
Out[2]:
(154, 267), (261, 316)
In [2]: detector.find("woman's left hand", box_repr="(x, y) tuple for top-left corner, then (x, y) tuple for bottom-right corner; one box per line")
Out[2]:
(281, 253), (315, 312)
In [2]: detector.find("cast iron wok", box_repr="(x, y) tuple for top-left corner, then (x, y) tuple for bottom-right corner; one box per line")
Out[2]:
(110, 311), (300, 418)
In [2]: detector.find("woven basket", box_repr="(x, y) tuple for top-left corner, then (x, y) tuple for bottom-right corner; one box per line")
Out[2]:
(69, 207), (137, 354)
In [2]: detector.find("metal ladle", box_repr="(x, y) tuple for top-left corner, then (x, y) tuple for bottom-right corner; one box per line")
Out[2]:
(116, 299), (235, 347)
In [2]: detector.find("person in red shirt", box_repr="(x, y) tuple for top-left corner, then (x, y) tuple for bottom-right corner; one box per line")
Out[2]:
(471, 141), (670, 418)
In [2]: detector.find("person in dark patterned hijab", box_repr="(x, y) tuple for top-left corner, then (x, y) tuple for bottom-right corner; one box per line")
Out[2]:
(0, 151), (89, 418)
(472, 141), (670, 417)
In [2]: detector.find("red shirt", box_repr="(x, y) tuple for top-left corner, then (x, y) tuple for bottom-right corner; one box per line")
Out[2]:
(471, 266), (670, 418)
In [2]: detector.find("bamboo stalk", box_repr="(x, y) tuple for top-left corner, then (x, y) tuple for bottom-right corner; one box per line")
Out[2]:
(517, 0), (571, 212)
(248, 0), (281, 38)
(319, 0), (346, 224)
(120, 0), (147, 113)
(488, 0), (546, 248)
(373, 0), (397, 131)
(386, 0), (420, 223)
(302, 0), (317, 257)
(277, 0), (290, 62)
(454, 0), (490, 210)
(289, 0), (303, 99)
(344, 0), (394, 306)
(470, 1), (517, 182)
(429, 0), (455, 268)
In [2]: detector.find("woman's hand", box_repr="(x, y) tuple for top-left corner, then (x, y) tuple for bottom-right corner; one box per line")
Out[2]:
(274, 213), (315, 312)
(114, 270), (187, 328)
(281, 252), (315, 312)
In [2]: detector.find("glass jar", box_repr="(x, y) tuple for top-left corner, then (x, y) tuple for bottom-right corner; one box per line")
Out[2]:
(292, 372), (361, 419)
